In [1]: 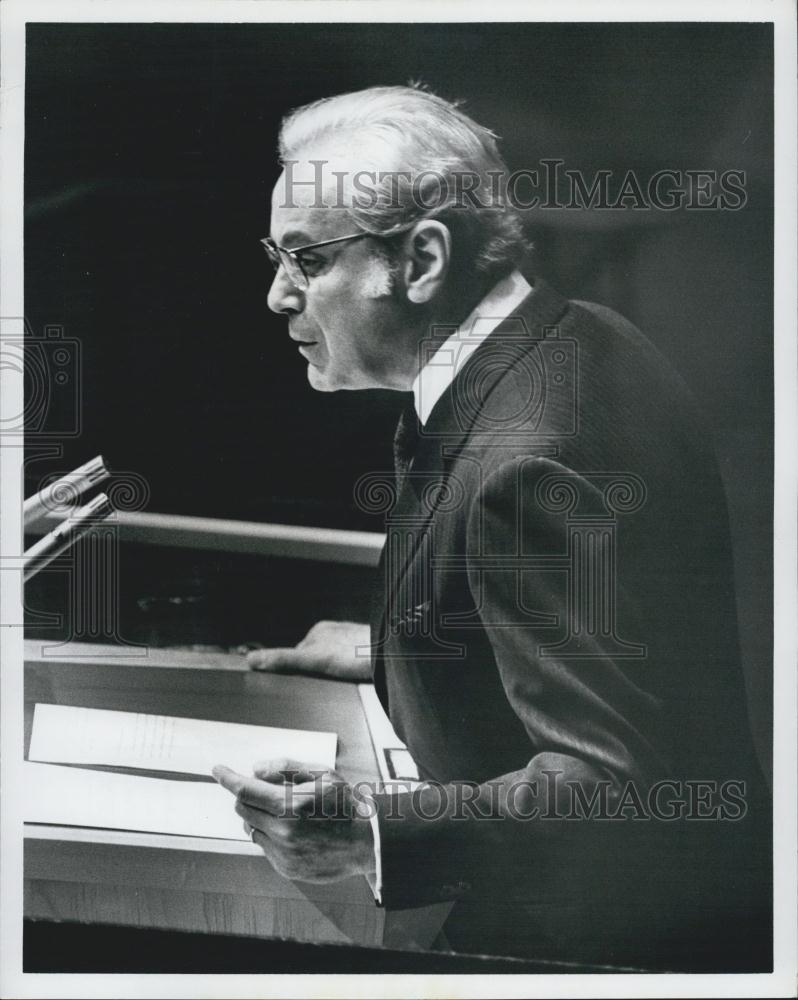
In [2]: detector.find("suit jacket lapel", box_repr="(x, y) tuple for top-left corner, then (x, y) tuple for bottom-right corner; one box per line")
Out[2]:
(372, 278), (570, 680)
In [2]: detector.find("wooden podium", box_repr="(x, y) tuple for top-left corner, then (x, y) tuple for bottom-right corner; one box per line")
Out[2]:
(23, 640), (450, 953)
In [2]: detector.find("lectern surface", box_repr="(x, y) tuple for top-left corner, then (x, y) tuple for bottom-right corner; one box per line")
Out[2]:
(22, 641), (448, 954)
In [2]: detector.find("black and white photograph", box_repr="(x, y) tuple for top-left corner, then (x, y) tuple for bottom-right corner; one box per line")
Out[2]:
(1, 1), (795, 996)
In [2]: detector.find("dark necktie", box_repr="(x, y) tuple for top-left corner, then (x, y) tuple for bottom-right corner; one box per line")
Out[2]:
(393, 402), (420, 491)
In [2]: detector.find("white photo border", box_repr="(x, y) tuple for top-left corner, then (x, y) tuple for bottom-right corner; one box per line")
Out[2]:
(1, 1), (795, 998)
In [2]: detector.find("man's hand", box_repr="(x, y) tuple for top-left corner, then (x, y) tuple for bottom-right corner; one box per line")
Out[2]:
(212, 758), (376, 883)
(246, 620), (372, 681)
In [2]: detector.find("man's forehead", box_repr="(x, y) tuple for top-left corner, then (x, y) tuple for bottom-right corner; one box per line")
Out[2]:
(270, 157), (361, 243)
(268, 198), (352, 246)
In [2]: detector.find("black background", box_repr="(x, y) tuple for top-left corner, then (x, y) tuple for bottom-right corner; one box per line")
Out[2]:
(24, 22), (773, 770)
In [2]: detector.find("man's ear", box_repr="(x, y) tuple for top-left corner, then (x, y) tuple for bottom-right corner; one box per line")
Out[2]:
(402, 221), (452, 304)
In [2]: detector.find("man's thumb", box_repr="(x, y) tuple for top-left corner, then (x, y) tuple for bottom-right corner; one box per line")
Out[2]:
(246, 647), (324, 675)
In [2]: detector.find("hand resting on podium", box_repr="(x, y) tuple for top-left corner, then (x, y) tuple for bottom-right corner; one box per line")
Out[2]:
(246, 620), (372, 682)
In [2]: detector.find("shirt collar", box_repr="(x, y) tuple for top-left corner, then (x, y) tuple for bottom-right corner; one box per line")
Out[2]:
(411, 269), (533, 425)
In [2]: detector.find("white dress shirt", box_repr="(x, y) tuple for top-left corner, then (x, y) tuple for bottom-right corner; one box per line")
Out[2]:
(412, 269), (533, 425)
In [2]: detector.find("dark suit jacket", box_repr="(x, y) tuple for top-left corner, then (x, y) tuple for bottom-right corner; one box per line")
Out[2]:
(368, 278), (771, 969)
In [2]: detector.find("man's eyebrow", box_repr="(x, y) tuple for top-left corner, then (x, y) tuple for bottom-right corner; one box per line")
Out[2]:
(278, 230), (316, 249)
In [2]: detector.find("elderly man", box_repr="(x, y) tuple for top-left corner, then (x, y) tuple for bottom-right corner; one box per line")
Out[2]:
(214, 86), (769, 969)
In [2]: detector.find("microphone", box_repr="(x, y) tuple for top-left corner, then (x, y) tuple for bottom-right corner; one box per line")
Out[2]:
(23, 455), (109, 530)
(24, 493), (113, 582)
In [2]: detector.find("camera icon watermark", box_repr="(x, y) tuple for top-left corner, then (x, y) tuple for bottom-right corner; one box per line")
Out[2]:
(0, 317), (82, 438)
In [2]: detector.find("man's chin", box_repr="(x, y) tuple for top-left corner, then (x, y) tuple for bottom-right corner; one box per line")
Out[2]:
(306, 364), (336, 392)
(305, 362), (372, 392)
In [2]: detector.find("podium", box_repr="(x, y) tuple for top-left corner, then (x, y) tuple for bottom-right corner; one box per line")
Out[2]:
(23, 640), (451, 953)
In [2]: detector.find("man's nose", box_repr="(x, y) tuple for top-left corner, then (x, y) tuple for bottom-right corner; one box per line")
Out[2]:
(266, 267), (305, 315)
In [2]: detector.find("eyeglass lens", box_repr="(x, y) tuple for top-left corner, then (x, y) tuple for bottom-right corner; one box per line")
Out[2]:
(262, 241), (308, 290)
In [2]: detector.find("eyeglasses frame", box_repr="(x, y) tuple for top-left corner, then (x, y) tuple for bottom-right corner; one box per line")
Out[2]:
(260, 231), (373, 290)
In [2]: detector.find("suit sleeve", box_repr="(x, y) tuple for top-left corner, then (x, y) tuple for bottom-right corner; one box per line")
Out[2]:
(373, 456), (667, 909)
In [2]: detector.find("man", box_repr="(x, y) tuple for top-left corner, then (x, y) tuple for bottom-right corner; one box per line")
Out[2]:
(214, 85), (770, 969)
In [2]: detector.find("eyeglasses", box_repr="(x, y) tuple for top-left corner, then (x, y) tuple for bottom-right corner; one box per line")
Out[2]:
(260, 231), (372, 291)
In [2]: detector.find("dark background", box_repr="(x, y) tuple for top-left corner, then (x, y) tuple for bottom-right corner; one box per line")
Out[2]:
(24, 22), (773, 774)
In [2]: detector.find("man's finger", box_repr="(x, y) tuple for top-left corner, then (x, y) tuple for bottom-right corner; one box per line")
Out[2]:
(246, 648), (301, 672)
(212, 763), (247, 795)
(212, 765), (298, 815)
(237, 800), (300, 837)
(247, 824), (283, 868)
(247, 648), (327, 675)
(252, 758), (329, 784)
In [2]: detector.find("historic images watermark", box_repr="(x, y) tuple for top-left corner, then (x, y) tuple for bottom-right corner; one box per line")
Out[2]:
(240, 769), (749, 823)
(0, 319), (81, 440)
(278, 160), (749, 213)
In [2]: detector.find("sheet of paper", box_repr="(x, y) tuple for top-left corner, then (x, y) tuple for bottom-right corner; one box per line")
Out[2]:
(29, 703), (337, 777)
(23, 761), (248, 841)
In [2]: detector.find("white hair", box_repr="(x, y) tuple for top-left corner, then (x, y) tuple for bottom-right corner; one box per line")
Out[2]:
(278, 84), (530, 283)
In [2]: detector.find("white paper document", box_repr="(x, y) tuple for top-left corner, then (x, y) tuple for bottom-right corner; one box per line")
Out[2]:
(23, 761), (249, 841)
(29, 703), (337, 776)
